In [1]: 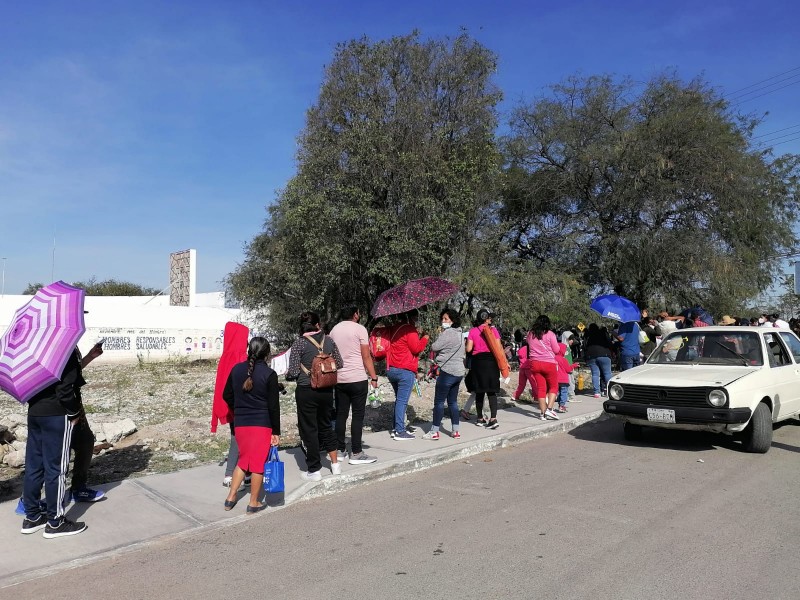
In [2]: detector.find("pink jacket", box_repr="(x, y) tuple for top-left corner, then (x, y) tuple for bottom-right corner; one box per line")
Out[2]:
(526, 330), (560, 364)
(517, 345), (529, 369)
(555, 343), (577, 384)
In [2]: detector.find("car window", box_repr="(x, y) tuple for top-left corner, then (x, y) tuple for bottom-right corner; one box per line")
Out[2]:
(763, 332), (792, 367)
(778, 332), (800, 363)
(647, 330), (762, 366)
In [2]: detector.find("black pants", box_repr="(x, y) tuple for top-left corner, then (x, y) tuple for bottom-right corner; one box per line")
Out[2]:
(475, 392), (498, 420)
(296, 386), (337, 474)
(70, 416), (95, 490)
(23, 415), (74, 523)
(335, 380), (368, 455)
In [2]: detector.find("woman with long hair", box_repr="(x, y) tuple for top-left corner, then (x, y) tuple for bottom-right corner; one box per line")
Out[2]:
(287, 311), (344, 479)
(222, 337), (281, 513)
(526, 315), (561, 421)
(465, 309), (501, 429)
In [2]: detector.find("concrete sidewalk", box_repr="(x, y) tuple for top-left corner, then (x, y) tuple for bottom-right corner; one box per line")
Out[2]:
(0, 396), (605, 588)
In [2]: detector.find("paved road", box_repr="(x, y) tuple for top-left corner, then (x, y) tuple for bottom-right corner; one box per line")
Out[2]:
(10, 418), (800, 600)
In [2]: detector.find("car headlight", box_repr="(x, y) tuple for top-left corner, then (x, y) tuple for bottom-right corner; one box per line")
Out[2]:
(609, 384), (624, 400)
(707, 389), (727, 407)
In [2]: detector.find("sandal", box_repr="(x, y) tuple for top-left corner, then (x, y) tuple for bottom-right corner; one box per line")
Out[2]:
(224, 499), (238, 511)
(246, 504), (267, 513)
(459, 410), (472, 421)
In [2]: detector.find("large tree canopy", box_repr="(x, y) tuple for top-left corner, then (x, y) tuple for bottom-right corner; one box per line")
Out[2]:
(501, 74), (800, 316)
(230, 31), (800, 337)
(229, 32), (502, 341)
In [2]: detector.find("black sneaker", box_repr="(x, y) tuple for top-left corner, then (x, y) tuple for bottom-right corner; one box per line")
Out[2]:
(476, 419), (488, 427)
(485, 420), (499, 430)
(43, 518), (87, 539)
(21, 514), (47, 534)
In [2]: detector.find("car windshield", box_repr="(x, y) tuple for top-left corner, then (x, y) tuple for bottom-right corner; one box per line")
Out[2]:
(647, 330), (763, 366)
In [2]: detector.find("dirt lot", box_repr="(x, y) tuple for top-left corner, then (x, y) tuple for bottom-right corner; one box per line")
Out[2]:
(0, 356), (548, 501)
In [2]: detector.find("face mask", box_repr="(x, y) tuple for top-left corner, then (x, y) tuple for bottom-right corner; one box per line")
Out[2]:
(441, 322), (452, 329)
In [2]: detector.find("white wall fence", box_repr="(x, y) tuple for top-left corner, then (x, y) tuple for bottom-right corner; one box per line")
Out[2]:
(1, 292), (255, 364)
(82, 326), (227, 363)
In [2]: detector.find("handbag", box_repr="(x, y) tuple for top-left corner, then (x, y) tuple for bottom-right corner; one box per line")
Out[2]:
(638, 324), (650, 345)
(263, 445), (285, 493)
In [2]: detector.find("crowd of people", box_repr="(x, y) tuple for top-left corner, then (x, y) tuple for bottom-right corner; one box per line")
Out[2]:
(17, 301), (800, 528)
(216, 304), (800, 511)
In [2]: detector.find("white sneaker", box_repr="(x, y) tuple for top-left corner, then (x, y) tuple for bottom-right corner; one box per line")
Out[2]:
(331, 462), (342, 476)
(301, 470), (322, 482)
(545, 409), (560, 420)
(222, 476), (232, 487)
(336, 450), (348, 462)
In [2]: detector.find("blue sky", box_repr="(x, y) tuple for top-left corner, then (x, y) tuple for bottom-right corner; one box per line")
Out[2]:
(1, 0), (798, 295)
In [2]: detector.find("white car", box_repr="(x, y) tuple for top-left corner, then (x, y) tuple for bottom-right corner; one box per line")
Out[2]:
(603, 326), (800, 453)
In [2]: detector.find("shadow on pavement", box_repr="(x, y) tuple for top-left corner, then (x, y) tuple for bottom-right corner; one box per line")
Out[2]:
(567, 417), (740, 453)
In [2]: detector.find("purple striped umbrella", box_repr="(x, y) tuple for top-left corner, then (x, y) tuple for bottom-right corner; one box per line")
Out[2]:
(371, 277), (459, 318)
(0, 281), (86, 403)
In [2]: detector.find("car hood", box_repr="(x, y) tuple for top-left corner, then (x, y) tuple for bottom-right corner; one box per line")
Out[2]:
(611, 364), (757, 387)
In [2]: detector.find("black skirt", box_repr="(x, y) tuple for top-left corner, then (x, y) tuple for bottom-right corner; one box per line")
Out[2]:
(468, 352), (500, 394)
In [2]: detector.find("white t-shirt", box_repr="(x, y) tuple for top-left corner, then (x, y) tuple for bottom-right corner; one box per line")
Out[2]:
(329, 320), (369, 383)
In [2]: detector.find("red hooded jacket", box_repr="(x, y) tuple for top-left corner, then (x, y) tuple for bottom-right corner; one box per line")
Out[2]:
(211, 322), (249, 432)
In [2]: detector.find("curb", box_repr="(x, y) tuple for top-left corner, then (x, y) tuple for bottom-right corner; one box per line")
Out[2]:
(1, 409), (607, 589)
(296, 410), (607, 502)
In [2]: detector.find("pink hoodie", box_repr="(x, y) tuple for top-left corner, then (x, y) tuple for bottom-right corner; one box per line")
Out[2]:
(555, 343), (577, 385)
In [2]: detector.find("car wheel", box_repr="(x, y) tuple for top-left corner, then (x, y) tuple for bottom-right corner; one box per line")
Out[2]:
(623, 422), (644, 442)
(742, 402), (772, 454)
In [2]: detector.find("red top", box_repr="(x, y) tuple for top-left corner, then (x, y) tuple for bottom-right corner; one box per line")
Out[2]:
(387, 323), (429, 372)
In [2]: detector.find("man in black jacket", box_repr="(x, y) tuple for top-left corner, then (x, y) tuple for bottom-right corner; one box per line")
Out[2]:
(20, 349), (88, 538)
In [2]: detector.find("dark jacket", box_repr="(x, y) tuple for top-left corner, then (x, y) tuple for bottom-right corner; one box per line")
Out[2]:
(584, 329), (614, 359)
(286, 332), (344, 388)
(27, 350), (84, 418)
(223, 361), (281, 433)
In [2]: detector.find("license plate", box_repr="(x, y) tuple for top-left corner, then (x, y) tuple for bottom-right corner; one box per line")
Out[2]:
(647, 408), (676, 423)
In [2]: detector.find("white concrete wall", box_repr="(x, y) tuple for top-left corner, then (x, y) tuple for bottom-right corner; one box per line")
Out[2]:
(0, 293), (250, 364)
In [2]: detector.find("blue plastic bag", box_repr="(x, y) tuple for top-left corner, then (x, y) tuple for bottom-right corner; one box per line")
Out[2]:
(263, 445), (284, 493)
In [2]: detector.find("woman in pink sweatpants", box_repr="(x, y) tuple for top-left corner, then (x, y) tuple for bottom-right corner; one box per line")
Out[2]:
(513, 344), (538, 401)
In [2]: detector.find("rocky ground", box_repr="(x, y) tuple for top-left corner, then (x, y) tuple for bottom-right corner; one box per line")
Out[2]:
(1, 356), (592, 502)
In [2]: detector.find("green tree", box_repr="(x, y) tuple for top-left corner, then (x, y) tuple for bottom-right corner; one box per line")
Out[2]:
(502, 73), (800, 314)
(21, 282), (45, 294)
(22, 278), (160, 296)
(229, 31), (502, 341)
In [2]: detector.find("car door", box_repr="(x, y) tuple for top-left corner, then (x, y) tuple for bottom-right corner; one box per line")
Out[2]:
(763, 332), (799, 418)
(778, 332), (800, 417)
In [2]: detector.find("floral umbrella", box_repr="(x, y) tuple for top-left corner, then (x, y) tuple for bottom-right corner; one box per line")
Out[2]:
(0, 281), (86, 403)
(371, 277), (459, 318)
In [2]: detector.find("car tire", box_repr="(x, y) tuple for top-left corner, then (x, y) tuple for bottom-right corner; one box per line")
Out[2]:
(742, 402), (772, 454)
(623, 422), (644, 442)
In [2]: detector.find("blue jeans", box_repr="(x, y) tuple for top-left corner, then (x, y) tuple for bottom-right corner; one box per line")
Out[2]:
(558, 383), (569, 407)
(387, 367), (416, 434)
(432, 371), (463, 432)
(619, 353), (640, 372)
(586, 356), (613, 395)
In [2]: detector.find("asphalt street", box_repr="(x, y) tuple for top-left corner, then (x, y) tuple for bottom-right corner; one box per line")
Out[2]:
(10, 417), (800, 600)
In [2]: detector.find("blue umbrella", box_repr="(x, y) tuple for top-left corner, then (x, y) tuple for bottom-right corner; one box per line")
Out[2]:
(590, 294), (641, 323)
